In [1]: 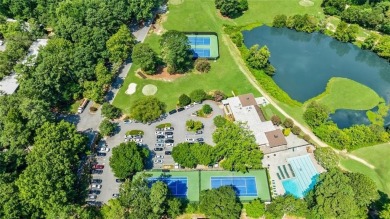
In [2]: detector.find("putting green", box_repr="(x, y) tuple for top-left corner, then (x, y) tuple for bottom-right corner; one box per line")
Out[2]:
(142, 84), (158, 96)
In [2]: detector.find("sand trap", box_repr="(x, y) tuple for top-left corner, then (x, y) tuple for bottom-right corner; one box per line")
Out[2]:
(142, 84), (158, 95)
(299, 0), (314, 6)
(125, 83), (137, 95)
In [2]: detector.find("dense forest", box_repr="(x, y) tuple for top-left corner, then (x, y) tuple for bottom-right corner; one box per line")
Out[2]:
(0, 0), (161, 218)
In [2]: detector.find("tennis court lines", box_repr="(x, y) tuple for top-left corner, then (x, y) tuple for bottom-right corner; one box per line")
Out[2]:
(188, 36), (210, 46)
(192, 48), (210, 58)
(149, 177), (188, 197)
(210, 176), (258, 196)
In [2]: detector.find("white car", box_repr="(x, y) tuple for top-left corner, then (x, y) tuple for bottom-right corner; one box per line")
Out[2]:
(174, 163), (180, 169)
(91, 184), (102, 189)
(155, 155), (164, 159)
(165, 143), (174, 147)
(154, 159), (163, 164)
(186, 138), (195, 142)
(99, 147), (110, 152)
(155, 131), (164, 135)
(89, 195), (97, 199)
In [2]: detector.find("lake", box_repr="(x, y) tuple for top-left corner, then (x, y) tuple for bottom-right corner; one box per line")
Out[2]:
(243, 26), (390, 127)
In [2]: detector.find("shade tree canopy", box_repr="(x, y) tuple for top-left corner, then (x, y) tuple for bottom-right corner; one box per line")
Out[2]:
(109, 142), (149, 178)
(190, 89), (208, 103)
(172, 143), (216, 168)
(99, 119), (117, 136)
(102, 103), (122, 119)
(130, 97), (166, 122)
(106, 25), (136, 63)
(314, 147), (339, 170)
(132, 43), (159, 74)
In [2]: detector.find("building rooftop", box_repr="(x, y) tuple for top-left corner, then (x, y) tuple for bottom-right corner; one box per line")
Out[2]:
(0, 74), (19, 95)
(265, 129), (288, 147)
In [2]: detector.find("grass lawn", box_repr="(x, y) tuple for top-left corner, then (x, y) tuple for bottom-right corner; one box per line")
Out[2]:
(309, 77), (381, 112)
(261, 104), (286, 121)
(113, 0), (263, 113)
(234, 0), (324, 25)
(340, 143), (390, 195)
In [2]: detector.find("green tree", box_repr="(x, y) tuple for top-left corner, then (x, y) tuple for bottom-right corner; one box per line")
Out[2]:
(273, 14), (288, 27)
(217, 0), (242, 18)
(101, 199), (126, 219)
(150, 181), (169, 216)
(308, 169), (360, 218)
(172, 143), (198, 168)
(314, 147), (339, 170)
(190, 89), (207, 103)
(245, 199), (265, 218)
(167, 198), (182, 219)
(195, 58), (211, 73)
(102, 103), (122, 119)
(202, 104), (213, 114)
(266, 195), (308, 218)
(128, 0), (160, 23)
(130, 97), (166, 122)
(132, 43), (159, 74)
(373, 36), (390, 61)
(106, 25), (135, 63)
(199, 186), (242, 219)
(191, 143), (216, 166)
(291, 125), (301, 135)
(283, 118), (294, 128)
(246, 44), (271, 70)
(239, 0), (248, 11)
(213, 122), (263, 172)
(346, 172), (379, 210)
(271, 115), (282, 126)
(160, 30), (193, 73)
(303, 101), (330, 128)
(109, 142), (149, 178)
(380, 203), (390, 219)
(186, 120), (203, 131)
(178, 94), (192, 107)
(16, 121), (86, 214)
(335, 21), (359, 42)
(99, 119), (117, 136)
(213, 115), (227, 128)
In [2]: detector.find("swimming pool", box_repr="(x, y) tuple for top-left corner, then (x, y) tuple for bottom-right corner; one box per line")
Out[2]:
(282, 155), (319, 198)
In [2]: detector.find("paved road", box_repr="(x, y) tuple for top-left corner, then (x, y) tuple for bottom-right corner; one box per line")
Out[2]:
(96, 101), (224, 203)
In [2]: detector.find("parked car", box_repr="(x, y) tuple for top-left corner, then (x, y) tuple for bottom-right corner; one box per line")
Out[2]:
(155, 131), (164, 135)
(197, 138), (204, 142)
(165, 151), (172, 155)
(165, 143), (174, 147)
(154, 159), (163, 163)
(154, 147), (163, 151)
(165, 135), (173, 139)
(116, 179), (125, 183)
(92, 164), (104, 169)
(155, 155), (164, 159)
(164, 127), (174, 131)
(174, 163), (180, 169)
(196, 130), (203, 134)
(91, 169), (103, 174)
(165, 132), (173, 135)
(112, 193), (120, 198)
(77, 98), (89, 114)
(98, 147), (110, 152)
(177, 107), (185, 112)
(156, 135), (165, 139)
(91, 179), (102, 184)
(88, 195), (97, 199)
(156, 139), (165, 143)
(155, 143), (164, 147)
(89, 190), (101, 195)
(91, 184), (102, 189)
(186, 138), (195, 142)
(168, 109), (177, 115)
(96, 152), (106, 157)
(165, 139), (174, 143)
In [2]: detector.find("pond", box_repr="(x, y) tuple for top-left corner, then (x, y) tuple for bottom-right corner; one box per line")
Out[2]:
(243, 26), (390, 127)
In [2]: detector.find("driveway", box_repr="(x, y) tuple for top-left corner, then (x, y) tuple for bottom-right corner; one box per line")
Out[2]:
(95, 100), (224, 203)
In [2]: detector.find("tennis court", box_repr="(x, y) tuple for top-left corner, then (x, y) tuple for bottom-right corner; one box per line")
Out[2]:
(149, 177), (188, 197)
(211, 176), (258, 196)
(186, 34), (219, 59)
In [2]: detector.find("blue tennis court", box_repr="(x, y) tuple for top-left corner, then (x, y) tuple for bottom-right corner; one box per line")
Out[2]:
(211, 176), (258, 196)
(188, 36), (210, 46)
(149, 177), (188, 197)
(192, 48), (210, 58)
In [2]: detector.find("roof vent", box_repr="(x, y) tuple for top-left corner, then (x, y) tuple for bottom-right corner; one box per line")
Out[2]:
(274, 135), (278, 138)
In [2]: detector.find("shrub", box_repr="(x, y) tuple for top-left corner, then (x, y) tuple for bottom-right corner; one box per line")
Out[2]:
(186, 120), (203, 131)
(283, 128), (291, 136)
(99, 119), (116, 136)
(101, 103), (122, 119)
(190, 89), (207, 103)
(273, 14), (288, 28)
(178, 94), (191, 107)
(283, 118), (294, 128)
(195, 59), (211, 73)
(239, 0), (248, 11)
(291, 125), (301, 135)
(212, 90), (226, 102)
(214, 115), (227, 128)
(314, 147), (339, 170)
(126, 130), (144, 136)
(303, 102), (330, 128)
(245, 199), (265, 218)
(271, 115), (282, 126)
(90, 106), (98, 112)
(202, 104), (213, 114)
(303, 134), (311, 142)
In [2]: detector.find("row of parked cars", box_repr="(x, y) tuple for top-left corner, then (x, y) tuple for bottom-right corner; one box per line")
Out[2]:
(153, 126), (175, 164)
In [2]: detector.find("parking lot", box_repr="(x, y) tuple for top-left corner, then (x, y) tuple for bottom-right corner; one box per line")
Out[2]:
(90, 100), (224, 203)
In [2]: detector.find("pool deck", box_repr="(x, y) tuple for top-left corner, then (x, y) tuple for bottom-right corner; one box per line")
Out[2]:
(262, 145), (325, 197)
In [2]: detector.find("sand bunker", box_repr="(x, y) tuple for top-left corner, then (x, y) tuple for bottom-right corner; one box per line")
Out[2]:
(299, 0), (314, 6)
(125, 83), (137, 95)
(142, 84), (158, 95)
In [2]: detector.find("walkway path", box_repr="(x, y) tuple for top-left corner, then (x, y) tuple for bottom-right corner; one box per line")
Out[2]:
(222, 34), (376, 169)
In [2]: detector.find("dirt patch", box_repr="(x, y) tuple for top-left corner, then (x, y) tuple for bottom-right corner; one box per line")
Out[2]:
(136, 67), (186, 82)
(151, 14), (167, 35)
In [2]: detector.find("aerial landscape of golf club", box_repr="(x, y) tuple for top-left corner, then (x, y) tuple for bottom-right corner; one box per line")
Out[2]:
(0, 0), (390, 218)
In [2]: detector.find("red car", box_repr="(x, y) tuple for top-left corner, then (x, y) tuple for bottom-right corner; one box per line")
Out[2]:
(92, 164), (104, 169)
